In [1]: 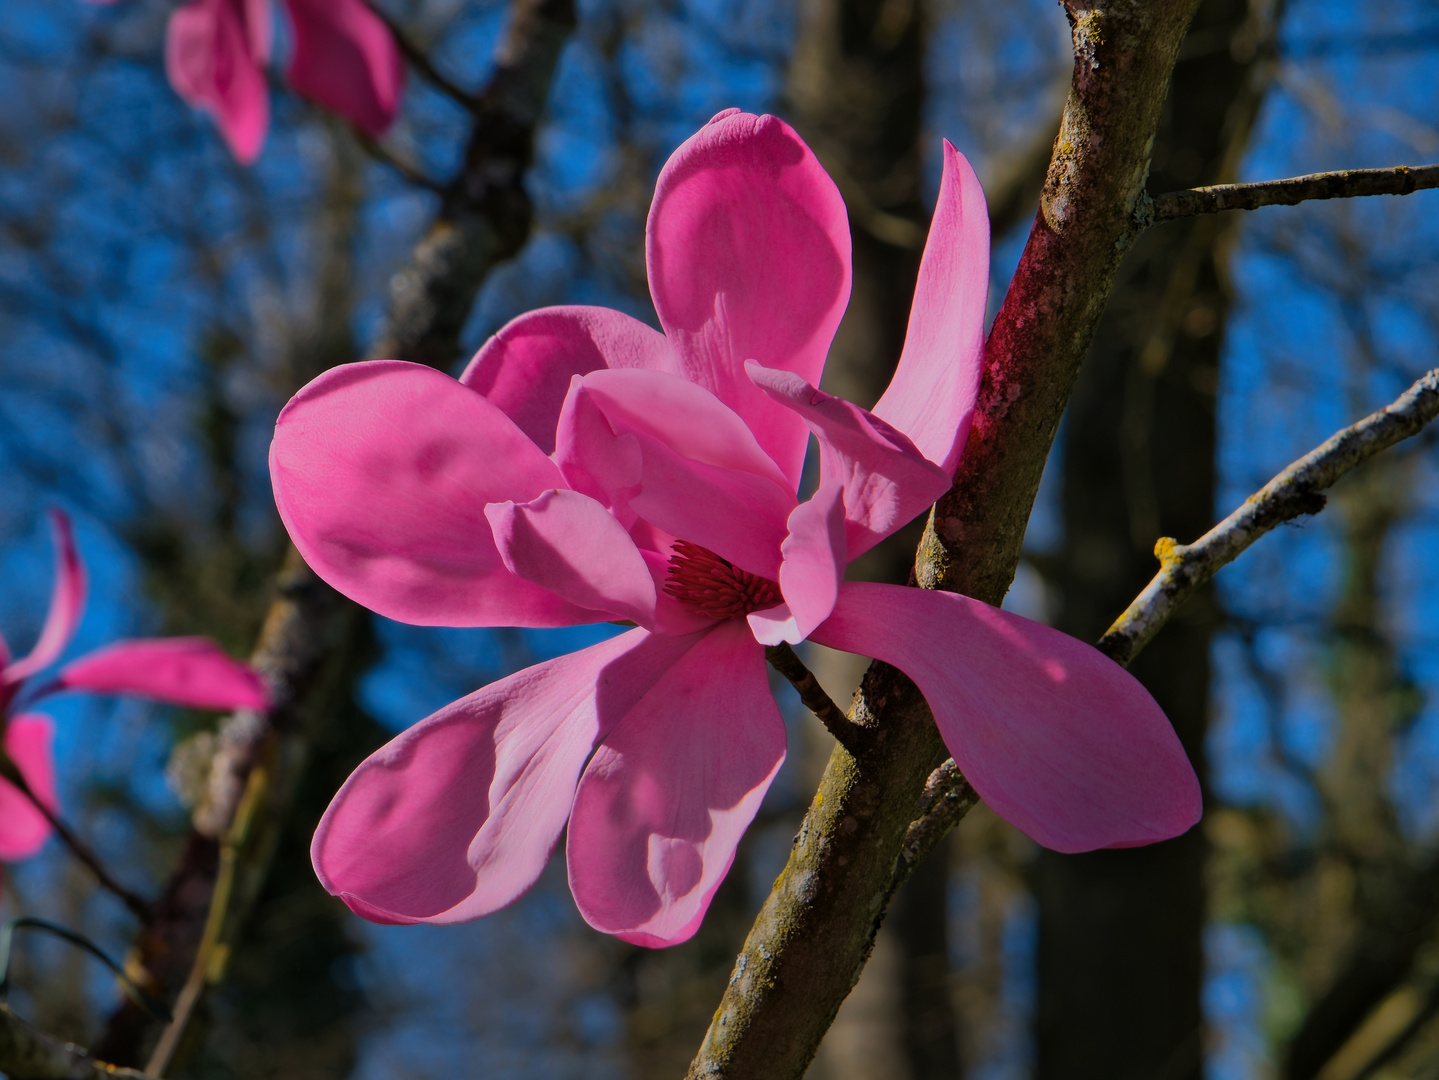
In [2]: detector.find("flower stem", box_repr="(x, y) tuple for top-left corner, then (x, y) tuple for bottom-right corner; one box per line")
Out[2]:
(0, 749), (152, 922)
(764, 643), (858, 747)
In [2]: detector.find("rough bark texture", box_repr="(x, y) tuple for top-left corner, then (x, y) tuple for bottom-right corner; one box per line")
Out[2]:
(91, 0), (576, 1066)
(1036, 1), (1267, 1075)
(687, 3), (1205, 1077)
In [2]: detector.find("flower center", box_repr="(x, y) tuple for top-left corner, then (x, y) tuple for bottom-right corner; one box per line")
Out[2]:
(664, 541), (781, 620)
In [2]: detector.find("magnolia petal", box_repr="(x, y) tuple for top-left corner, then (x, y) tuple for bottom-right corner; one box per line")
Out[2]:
(5, 511), (88, 686)
(568, 620), (785, 947)
(166, 0), (271, 165)
(486, 490), (657, 627)
(57, 638), (269, 711)
(244, 0), (272, 61)
(0, 715), (58, 862)
(283, 0), (404, 138)
(872, 142), (989, 474)
(556, 370), (794, 579)
(810, 582), (1201, 852)
(747, 362), (951, 559)
(312, 628), (701, 924)
(749, 480), (847, 646)
(271, 361), (600, 628)
(462, 306), (680, 454)
(646, 109), (851, 489)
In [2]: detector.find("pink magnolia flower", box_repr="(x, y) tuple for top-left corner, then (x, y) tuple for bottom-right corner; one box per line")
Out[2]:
(0, 511), (270, 866)
(270, 110), (1202, 947)
(162, 0), (404, 164)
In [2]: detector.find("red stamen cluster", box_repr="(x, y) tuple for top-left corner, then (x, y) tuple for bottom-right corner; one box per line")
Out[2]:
(664, 540), (782, 620)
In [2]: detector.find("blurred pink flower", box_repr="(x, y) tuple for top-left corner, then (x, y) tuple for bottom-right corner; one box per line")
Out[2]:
(0, 511), (270, 866)
(270, 110), (1202, 947)
(162, 0), (403, 164)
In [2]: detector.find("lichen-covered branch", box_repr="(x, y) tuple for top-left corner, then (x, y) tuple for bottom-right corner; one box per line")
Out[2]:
(0, 1005), (154, 1080)
(1097, 367), (1439, 667)
(891, 759), (979, 892)
(1147, 163), (1439, 223)
(687, 2), (1207, 1076)
(93, 0), (576, 1066)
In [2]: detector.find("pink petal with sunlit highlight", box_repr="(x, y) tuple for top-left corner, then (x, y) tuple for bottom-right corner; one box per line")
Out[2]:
(271, 361), (600, 628)
(283, 0), (404, 138)
(0, 715), (58, 861)
(57, 638), (269, 711)
(462, 307), (680, 454)
(811, 582), (1201, 852)
(568, 620), (785, 947)
(556, 370), (795, 579)
(873, 142), (990, 474)
(4, 511), (88, 686)
(166, 0), (271, 165)
(312, 628), (702, 924)
(486, 490), (657, 627)
(748, 480), (847, 647)
(747, 362), (952, 559)
(646, 110), (852, 488)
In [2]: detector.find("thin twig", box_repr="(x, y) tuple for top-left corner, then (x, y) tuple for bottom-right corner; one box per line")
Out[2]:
(0, 1004), (156, 1080)
(0, 919), (171, 1022)
(0, 749), (151, 921)
(354, 134), (446, 193)
(362, 2), (479, 112)
(1099, 368), (1439, 667)
(144, 762), (260, 1078)
(764, 643), (858, 748)
(1147, 163), (1439, 224)
(897, 370), (1439, 885)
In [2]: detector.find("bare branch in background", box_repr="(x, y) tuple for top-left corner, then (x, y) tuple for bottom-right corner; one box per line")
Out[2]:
(1147, 163), (1439, 223)
(92, 0), (578, 1066)
(0, 1005), (155, 1080)
(1098, 367), (1439, 667)
(363, 3), (481, 113)
(0, 751), (152, 922)
(898, 369), (1439, 861)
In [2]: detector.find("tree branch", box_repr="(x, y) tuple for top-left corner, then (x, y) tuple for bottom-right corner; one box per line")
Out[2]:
(0, 749), (151, 921)
(1098, 367), (1439, 667)
(1147, 163), (1439, 223)
(688, 2), (1209, 1076)
(891, 760), (979, 892)
(895, 369), (1439, 921)
(765, 643), (858, 748)
(0, 1005), (155, 1080)
(363, 2), (480, 113)
(93, 0), (577, 1066)
(354, 133), (446, 193)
